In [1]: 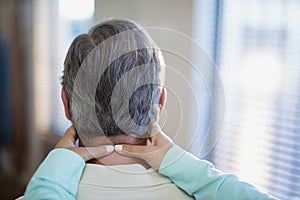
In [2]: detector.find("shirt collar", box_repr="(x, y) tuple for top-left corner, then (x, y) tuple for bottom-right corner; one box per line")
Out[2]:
(80, 163), (172, 187)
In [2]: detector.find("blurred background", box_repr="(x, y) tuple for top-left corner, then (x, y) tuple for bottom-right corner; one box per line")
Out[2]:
(1, 0), (300, 199)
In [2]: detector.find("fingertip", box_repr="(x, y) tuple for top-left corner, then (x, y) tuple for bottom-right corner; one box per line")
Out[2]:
(115, 145), (123, 152)
(66, 125), (76, 135)
(68, 125), (75, 130)
(105, 145), (114, 153)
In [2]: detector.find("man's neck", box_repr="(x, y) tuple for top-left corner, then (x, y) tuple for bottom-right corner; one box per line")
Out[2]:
(87, 152), (150, 169)
(80, 134), (150, 169)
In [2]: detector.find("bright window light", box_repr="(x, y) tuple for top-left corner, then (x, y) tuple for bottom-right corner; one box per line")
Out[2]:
(239, 50), (283, 93)
(236, 102), (273, 189)
(59, 0), (95, 20)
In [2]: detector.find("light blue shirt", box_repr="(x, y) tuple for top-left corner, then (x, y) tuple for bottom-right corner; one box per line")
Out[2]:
(24, 146), (276, 200)
(159, 146), (276, 200)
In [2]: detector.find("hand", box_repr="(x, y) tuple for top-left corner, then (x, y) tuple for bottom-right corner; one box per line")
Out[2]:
(55, 126), (114, 161)
(114, 131), (174, 170)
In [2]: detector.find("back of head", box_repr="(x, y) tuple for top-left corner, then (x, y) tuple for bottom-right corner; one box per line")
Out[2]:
(62, 19), (165, 140)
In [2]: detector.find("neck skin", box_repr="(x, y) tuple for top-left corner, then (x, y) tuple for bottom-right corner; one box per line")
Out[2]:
(79, 135), (151, 169)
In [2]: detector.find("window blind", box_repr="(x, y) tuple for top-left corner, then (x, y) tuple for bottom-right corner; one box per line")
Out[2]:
(206, 0), (300, 199)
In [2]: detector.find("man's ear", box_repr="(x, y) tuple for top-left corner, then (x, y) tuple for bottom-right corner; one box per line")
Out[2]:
(61, 87), (72, 120)
(158, 87), (166, 113)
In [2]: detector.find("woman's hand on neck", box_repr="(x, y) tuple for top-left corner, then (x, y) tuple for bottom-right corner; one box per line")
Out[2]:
(79, 134), (151, 169)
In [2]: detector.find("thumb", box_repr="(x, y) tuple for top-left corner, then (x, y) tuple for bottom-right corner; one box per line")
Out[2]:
(72, 145), (114, 161)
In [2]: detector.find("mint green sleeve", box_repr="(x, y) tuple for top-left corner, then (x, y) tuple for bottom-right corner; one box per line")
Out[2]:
(159, 145), (276, 200)
(24, 149), (85, 200)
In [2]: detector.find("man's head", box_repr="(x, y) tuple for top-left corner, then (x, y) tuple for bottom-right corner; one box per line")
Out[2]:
(61, 19), (166, 142)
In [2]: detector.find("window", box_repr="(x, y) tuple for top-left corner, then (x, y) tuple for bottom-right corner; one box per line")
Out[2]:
(201, 0), (300, 199)
(33, 0), (94, 136)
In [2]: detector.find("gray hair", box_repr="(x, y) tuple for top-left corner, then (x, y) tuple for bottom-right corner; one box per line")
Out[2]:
(62, 19), (165, 138)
